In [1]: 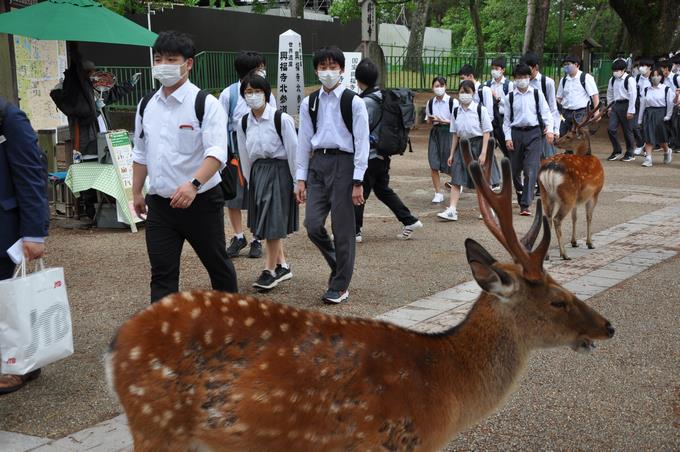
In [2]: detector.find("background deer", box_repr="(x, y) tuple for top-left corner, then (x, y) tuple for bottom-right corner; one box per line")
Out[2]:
(106, 154), (614, 452)
(538, 108), (605, 260)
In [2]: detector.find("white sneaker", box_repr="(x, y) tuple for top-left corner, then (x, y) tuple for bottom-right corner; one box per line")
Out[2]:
(355, 233), (363, 243)
(664, 150), (672, 164)
(432, 192), (444, 203)
(633, 146), (643, 156)
(398, 220), (423, 240)
(641, 156), (653, 167)
(437, 207), (458, 221)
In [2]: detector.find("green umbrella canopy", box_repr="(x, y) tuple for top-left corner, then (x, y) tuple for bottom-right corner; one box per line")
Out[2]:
(0, 0), (157, 46)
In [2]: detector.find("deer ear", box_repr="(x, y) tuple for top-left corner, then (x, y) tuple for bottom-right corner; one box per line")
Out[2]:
(465, 239), (517, 300)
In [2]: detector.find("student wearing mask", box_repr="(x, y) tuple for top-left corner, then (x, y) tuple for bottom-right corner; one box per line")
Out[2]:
(637, 67), (676, 167)
(425, 76), (456, 204)
(660, 59), (680, 152)
(670, 54), (680, 152)
(437, 80), (494, 222)
(521, 52), (560, 158)
(632, 58), (653, 156)
(132, 31), (237, 303)
(219, 51), (276, 259)
(485, 58), (513, 158)
(295, 46), (369, 304)
(236, 74), (297, 291)
(606, 58), (637, 161)
(503, 64), (553, 216)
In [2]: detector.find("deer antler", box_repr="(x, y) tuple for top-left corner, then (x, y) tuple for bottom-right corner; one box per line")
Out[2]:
(461, 140), (550, 281)
(574, 108), (595, 130)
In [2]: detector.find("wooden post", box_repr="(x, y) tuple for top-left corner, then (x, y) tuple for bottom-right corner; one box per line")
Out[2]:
(38, 129), (57, 173)
(0, 0), (19, 103)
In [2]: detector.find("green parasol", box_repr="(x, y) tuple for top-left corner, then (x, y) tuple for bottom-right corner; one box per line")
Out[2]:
(0, 0), (157, 46)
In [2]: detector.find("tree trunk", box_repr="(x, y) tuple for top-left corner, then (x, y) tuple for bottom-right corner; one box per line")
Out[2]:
(609, 0), (678, 56)
(528, 0), (550, 58)
(522, 0), (536, 54)
(403, 0), (430, 72)
(289, 0), (303, 19)
(587, 2), (607, 37)
(469, 0), (485, 75)
(557, 0), (567, 55)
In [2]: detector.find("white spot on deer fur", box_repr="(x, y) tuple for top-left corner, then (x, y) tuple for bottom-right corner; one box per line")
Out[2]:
(182, 292), (195, 302)
(129, 346), (142, 361)
(161, 366), (176, 379)
(272, 389), (285, 398)
(259, 362), (269, 370)
(244, 317), (255, 327)
(191, 308), (201, 319)
(174, 402), (182, 410)
(231, 393), (244, 401)
(173, 331), (182, 344)
(161, 322), (170, 335)
(320, 367), (329, 376)
(149, 358), (161, 370)
(279, 323), (289, 332)
(364, 415), (374, 422)
(260, 330), (272, 340)
(238, 299), (249, 307)
(204, 299), (211, 307)
(292, 311), (299, 318)
(301, 403), (312, 412)
(142, 404), (152, 415)
(161, 297), (174, 307)
(277, 348), (286, 357)
(224, 334), (233, 345)
(204, 330), (213, 345)
(221, 296), (229, 303)
(273, 404), (284, 413)
(356, 432), (366, 439)
(287, 430), (299, 439)
(129, 385), (145, 396)
(220, 306), (228, 313)
(259, 302), (268, 310)
(120, 361), (128, 370)
(289, 393), (300, 403)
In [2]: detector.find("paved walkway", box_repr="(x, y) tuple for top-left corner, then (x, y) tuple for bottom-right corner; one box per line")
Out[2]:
(3, 205), (680, 451)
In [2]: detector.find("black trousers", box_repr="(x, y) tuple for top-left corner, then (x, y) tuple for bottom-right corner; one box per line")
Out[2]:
(492, 115), (509, 158)
(510, 127), (543, 210)
(0, 256), (14, 281)
(145, 185), (237, 303)
(608, 101), (635, 156)
(354, 156), (418, 234)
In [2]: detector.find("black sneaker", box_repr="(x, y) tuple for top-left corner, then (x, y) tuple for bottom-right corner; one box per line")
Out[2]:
(607, 152), (623, 161)
(322, 289), (349, 304)
(248, 240), (263, 258)
(621, 154), (635, 162)
(275, 264), (293, 282)
(226, 236), (247, 257)
(253, 270), (278, 290)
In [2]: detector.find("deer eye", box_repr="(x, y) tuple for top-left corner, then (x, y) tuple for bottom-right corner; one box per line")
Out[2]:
(550, 301), (567, 309)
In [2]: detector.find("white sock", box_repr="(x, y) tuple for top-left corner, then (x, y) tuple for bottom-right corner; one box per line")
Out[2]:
(279, 262), (289, 269)
(252, 239), (261, 243)
(235, 233), (244, 239)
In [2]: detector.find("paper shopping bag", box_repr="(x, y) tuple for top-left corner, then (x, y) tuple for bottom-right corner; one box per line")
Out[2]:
(0, 260), (74, 375)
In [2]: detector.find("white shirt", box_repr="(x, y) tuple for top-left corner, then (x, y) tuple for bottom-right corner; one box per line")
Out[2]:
(236, 104), (298, 184)
(426, 94), (456, 123)
(638, 84), (675, 124)
(473, 81), (495, 122)
(502, 86), (554, 140)
(606, 74), (637, 115)
(296, 84), (370, 181)
(449, 101), (493, 140)
(218, 81), (277, 132)
(664, 74), (679, 90)
(487, 77), (514, 115)
(556, 70), (598, 110)
(530, 73), (561, 134)
(132, 81), (228, 198)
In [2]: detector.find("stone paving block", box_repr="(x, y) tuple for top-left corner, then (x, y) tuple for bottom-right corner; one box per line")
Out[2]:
(409, 297), (469, 311)
(0, 431), (50, 451)
(573, 275), (619, 289)
(41, 416), (133, 452)
(588, 268), (637, 281)
(378, 306), (440, 323)
(375, 315), (420, 329)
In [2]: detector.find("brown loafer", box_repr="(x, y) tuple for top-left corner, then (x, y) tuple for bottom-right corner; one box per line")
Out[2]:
(0, 369), (41, 395)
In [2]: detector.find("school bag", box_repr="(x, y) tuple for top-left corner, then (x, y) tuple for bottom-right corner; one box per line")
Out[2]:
(609, 74), (633, 96)
(366, 88), (415, 157)
(427, 96), (456, 117)
(452, 103), (484, 129)
(643, 86), (671, 109)
(138, 89), (237, 200)
(484, 79), (510, 96)
(560, 71), (587, 93)
(308, 88), (357, 139)
(508, 89), (545, 131)
(240, 110), (285, 145)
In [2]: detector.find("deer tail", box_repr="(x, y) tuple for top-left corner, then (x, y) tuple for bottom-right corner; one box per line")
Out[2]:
(538, 161), (566, 202)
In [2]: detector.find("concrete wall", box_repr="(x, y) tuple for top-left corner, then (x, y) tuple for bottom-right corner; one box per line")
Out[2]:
(379, 24), (452, 58)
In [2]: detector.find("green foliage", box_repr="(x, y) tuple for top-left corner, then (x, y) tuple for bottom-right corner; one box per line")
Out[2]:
(183, 0), (200, 6)
(99, 0), (146, 14)
(329, 0), (412, 25)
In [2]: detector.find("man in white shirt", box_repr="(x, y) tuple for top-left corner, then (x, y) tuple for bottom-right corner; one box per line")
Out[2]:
(295, 46), (370, 304)
(632, 58), (653, 155)
(606, 58), (637, 161)
(522, 52), (560, 158)
(459, 64), (494, 123)
(503, 63), (553, 216)
(485, 57), (513, 158)
(556, 55), (600, 150)
(132, 31), (237, 303)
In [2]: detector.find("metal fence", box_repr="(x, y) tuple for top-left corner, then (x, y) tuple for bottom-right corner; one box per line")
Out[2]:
(101, 50), (613, 110)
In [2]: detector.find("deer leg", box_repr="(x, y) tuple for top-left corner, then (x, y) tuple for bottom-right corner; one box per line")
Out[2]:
(553, 205), (571, 260)
(586, 196), (598, 249)
(570, 207), (578, 248)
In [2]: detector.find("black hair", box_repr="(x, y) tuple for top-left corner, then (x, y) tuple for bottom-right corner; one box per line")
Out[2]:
(239, 72), (272, 103)
(563, 55), (581, 65)
(659, 60), (672, 70)
(153, 31), (195, 60)
(671, 54), (680, 64)
(235, 51), (266, 80)
(612, 59), (627, 71)
(521, 52), (540, 68)
(432, 76), (447, 87)
(459, 64), (475, 77)
(459, 80), (476, 93)
(514, 63), (532, 77)
(650, 66), (665, 83)
(355, 58), (379, 87)
(313, 46), (345, 70)
(491, 57), (506, 69)
(638, 57), (654, 67)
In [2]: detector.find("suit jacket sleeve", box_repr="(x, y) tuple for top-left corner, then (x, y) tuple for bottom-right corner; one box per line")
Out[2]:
(4, 105), (49, 238)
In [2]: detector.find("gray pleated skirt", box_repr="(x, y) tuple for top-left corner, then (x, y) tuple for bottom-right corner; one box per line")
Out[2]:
(642, 107), (669, 145)
(451, 137), (500, 189)
(247, 158), (299, 240)
(428, 124), (452, 173)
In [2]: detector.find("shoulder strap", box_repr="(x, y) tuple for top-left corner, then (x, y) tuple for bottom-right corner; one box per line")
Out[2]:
(228, 82), (239, 119)
(478, 86), (484, 102)
(340, 89), (356, 135)
(509, 91), (514, 122)
(241, 113), (248, 134)
(580, 71), (587, 92)
(0, 97), (6, 134)
(561, 76), (566, 90)
(674, 74), (680, 89)
(309, 89), (321, 134)
(453, 106), (459, 120)
(449, 97), (454, 114)
(623, 75), (631, 92)
(476, 102), (483, 129)
(485, 80), (492, 88)
(644, 87), (649, 96)
(195, 90), (209, 128)
(665, 86), (670, 109)
(609, 77), (614, 88)
(540, 75), (547, 98)
(503, 79), (510, 95)
(274, 110), (283, 144)
(138, 89), (158, 139)
(428, 98), (434, 116)
(534, 88), (544, 130)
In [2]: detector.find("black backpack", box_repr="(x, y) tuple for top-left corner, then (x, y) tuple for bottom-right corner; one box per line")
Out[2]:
(485, 78), (510, 96)
(509, 88), (545, 131)
(138, 89), (237, 201)
(644, 86), (671, 109)
(427, 96), (456, 117)
(368, 88), (415, 157)
(309, 88), (356, 138)
(452, 102), (484, 129)
(241, 110), (284, 145)
(609, 74), (632, 93)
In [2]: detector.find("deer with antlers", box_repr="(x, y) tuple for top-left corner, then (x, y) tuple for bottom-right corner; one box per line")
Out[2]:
(538, 108), (606, 260)
(106, 148), (614, 452)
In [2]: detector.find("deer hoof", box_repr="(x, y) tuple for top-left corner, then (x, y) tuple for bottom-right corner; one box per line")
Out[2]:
(561, 255), (572, 261)
(544, 254), (550, 261)
(587, 243), (594, 249)
(571, 241), (578, 248)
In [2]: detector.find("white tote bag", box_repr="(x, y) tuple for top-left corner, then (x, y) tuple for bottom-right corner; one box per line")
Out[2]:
(0, 259), (74, 375)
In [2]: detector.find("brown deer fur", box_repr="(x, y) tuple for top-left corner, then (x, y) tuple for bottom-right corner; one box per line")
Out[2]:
(106, 154), (614, 452)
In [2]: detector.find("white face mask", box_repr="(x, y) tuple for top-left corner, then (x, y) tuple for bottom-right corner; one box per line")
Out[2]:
(672, 65), (680, 74)
(613, 70), (624, 79)
(318, 70), (342, 89)
(433, 86), (446, 97)
(245, 92), (266, 110)
(459, 93), (473, 105)
(639, 66), (650, 76)
(152, 62), (187, 87)
(491, 69), (502, 80)
(516, 78), (530, 90)
(256, 69), (267, 78)
(651, 75), (662, 86)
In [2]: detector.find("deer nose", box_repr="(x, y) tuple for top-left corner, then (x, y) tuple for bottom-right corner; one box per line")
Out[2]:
(605, 322), (615, 338)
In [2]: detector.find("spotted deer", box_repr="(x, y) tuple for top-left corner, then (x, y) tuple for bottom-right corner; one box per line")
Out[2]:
(105, 154), (614, 452)
(538, 108), (605, 260)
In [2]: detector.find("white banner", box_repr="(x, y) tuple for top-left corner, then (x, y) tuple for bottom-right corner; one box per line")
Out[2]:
(106, 130), (143, 232)
(341, 52), (363, 93)
(277, 29), (304, 117)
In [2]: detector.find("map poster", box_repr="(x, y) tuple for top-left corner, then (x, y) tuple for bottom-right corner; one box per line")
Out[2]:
(105, 130), (142, 232)
(13, 35), (68, 130)
(341, 52), (362, 93)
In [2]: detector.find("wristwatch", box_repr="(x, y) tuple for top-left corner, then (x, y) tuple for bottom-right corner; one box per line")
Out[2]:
(352, 179), (363, 187)
(191, 178), (202, 190)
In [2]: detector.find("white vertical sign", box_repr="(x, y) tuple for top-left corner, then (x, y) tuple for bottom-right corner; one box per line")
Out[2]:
(277, 29), (304, 116)
(341, 52), (362, 93)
